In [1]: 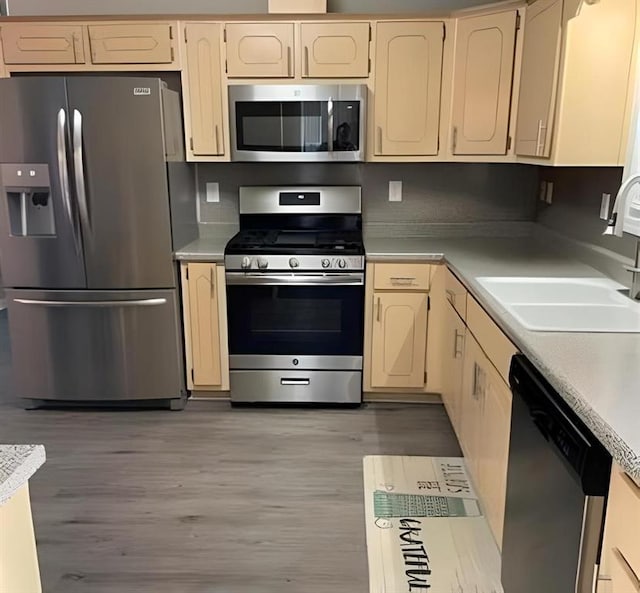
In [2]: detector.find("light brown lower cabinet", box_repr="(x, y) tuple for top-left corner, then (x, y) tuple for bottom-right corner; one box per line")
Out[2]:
(458, 330), (512, 549)
(180, 262), (229, 392)
(441, 301), (466, 437)
(370, 291), (428, 389)
(598, 464), (640, 593)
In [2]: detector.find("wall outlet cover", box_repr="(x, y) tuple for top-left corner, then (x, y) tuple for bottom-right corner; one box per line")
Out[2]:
(539, 181), (547, 201)
(600, 193), (611, 221)
(206, 182), (220, 203)
(389, 181), (403, 202)
(545, 181), (554, 204)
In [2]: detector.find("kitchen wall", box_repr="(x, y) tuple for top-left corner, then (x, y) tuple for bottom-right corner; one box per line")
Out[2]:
(196, 162), (539, 235)
(2, 0), (497, 15)
(536, 167), (633, 257)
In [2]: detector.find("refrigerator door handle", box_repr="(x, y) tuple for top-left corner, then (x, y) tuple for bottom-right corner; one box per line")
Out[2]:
(57, 108), (81, 255)
(72, 109), (91, 234)
(14, 298), (167, 308)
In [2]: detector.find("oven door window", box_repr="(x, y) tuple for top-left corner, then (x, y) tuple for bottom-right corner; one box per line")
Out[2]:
(235, 101), (360, 153)
(227, 284), (364, 356)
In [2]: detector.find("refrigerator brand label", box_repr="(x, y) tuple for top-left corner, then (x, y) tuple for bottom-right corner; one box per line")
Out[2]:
(133, 88), (151, 96)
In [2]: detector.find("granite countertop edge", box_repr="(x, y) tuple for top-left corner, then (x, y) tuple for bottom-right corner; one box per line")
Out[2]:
(0, 445), (46, 506)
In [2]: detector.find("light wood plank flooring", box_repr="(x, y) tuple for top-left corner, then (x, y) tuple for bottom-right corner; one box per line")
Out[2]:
(0, 311), (460, 593)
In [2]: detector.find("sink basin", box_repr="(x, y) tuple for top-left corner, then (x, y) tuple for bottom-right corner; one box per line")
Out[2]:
(476, 277), (640, 333)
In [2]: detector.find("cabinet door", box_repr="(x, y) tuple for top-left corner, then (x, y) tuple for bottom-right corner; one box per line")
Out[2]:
(87, 23), (175, 65)
(370, 291), (428, 389)
(451, 11), (517, 155)
(186, 263), (222, 387)
(185, 23), (225, 157)
(478, 367), (512, 549)
(0, 24), (85, 64)
(225, 22), (294, 78)
(300, 22), (370, 78)
(459, 333), (485, 478)
(514, 0), (563, 157)
(374, 21), (444, 156)
(441, 303), (466, 435)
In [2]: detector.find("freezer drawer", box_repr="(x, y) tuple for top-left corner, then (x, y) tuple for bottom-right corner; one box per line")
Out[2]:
(6, 289), (184, 402)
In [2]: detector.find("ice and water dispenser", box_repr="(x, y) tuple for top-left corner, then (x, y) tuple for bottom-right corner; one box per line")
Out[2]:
(0, 164), (56, 237)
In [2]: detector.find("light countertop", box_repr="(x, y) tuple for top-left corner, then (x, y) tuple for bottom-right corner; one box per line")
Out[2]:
(175, 230), (640, 483)
(366, 234), (640, 484)
(0, 445), (46, 505)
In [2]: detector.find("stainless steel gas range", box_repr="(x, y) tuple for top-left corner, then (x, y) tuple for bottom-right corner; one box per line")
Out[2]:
(224, 186), (365, 404)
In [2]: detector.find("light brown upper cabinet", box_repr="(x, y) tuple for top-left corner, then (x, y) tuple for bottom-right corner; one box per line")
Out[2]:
(184, 23), (225, 157)
(370, 291), (429, 389)
(0, 23), (85, 64)
(514, 0), (562, 158)
(225, 22), (295, 78)
(451, 10), (518, 155)
(87, 23), (176, 65)
(374, 21), (445, 156)
(300, 22), (370, 78)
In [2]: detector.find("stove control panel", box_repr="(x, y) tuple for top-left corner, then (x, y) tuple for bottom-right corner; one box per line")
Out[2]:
(226, 254), (365, 272)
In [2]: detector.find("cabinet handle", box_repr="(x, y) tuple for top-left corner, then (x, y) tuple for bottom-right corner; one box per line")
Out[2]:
(281, 378), (310, 386)
(304, 45), (310, 76)
(472, 363), (485, 400)
(614, 547), (640, 590)
(376, 126), (383, 154)
(535, 119), (547, 157)
(376, 297), (381, 322)
(454, 330), (464, 359)
(287, 46), (292, 77)
(390, 277), (416, 286)
(621, 470), (640, 494)
(452, 126), (458, 153)
(446, 288), (456, 305)
(214, 125), (220, 155)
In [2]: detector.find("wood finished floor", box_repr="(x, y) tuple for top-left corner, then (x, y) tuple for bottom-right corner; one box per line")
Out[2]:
(0, 311), (460, 593)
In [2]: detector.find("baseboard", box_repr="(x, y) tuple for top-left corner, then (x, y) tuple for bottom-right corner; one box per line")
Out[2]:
(364, 392), (442, 404)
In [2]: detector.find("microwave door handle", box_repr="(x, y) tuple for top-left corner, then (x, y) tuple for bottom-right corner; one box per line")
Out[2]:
(328, 96), (334, 153)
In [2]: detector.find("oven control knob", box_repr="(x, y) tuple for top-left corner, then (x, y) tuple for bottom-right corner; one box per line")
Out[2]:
(241, 256), (252, 270)
(289, 258), (299, 269)
(337, 258), (347, 269)
(321, 258), (331, 269)
(257, 257), (269, 270)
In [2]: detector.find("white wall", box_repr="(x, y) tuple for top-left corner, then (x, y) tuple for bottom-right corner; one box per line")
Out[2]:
(2, 0), (495, 15)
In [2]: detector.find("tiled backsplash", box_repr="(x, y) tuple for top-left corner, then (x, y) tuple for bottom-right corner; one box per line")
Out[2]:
(196, 162), (539, 232)
(536, 167), (632, 258)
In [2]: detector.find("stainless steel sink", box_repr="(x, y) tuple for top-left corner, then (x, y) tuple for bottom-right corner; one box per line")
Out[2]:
(476, 277), (640, 332)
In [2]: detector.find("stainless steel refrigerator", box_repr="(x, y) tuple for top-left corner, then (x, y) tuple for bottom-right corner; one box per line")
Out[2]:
(0, 76), (197, 408)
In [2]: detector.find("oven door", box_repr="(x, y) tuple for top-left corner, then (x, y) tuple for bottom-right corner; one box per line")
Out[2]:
(229, 84), (366, 162)
(226, 272), (364, 369)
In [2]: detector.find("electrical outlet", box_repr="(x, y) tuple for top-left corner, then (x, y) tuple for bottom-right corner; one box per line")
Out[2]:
(206, 182), (220, 203)
(389, 181), (403, 202)
(545, 182), (554, 204)
(539, 181), (547, 201)
(600, 193), (611, 220)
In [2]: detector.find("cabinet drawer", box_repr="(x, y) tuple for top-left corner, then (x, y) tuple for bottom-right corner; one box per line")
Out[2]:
(467, 295), (517, 384)
(0, 24), (85, 64)
(88, 24), (175, 64)
(373, 263), (431, 291)
(445, 268), (467, 319)
(606, 465), (640, 579)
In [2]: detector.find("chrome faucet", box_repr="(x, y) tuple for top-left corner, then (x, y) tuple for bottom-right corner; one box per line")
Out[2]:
(603, 174), (640, 300)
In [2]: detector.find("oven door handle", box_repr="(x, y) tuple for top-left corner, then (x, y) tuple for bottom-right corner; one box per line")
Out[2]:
(225, 273), (365, 286)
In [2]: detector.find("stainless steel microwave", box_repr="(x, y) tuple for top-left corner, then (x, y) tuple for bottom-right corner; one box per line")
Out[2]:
(228, 84), (367, 162)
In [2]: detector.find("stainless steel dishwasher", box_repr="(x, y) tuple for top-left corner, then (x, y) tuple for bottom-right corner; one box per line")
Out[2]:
(502, 355), (612, 593)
